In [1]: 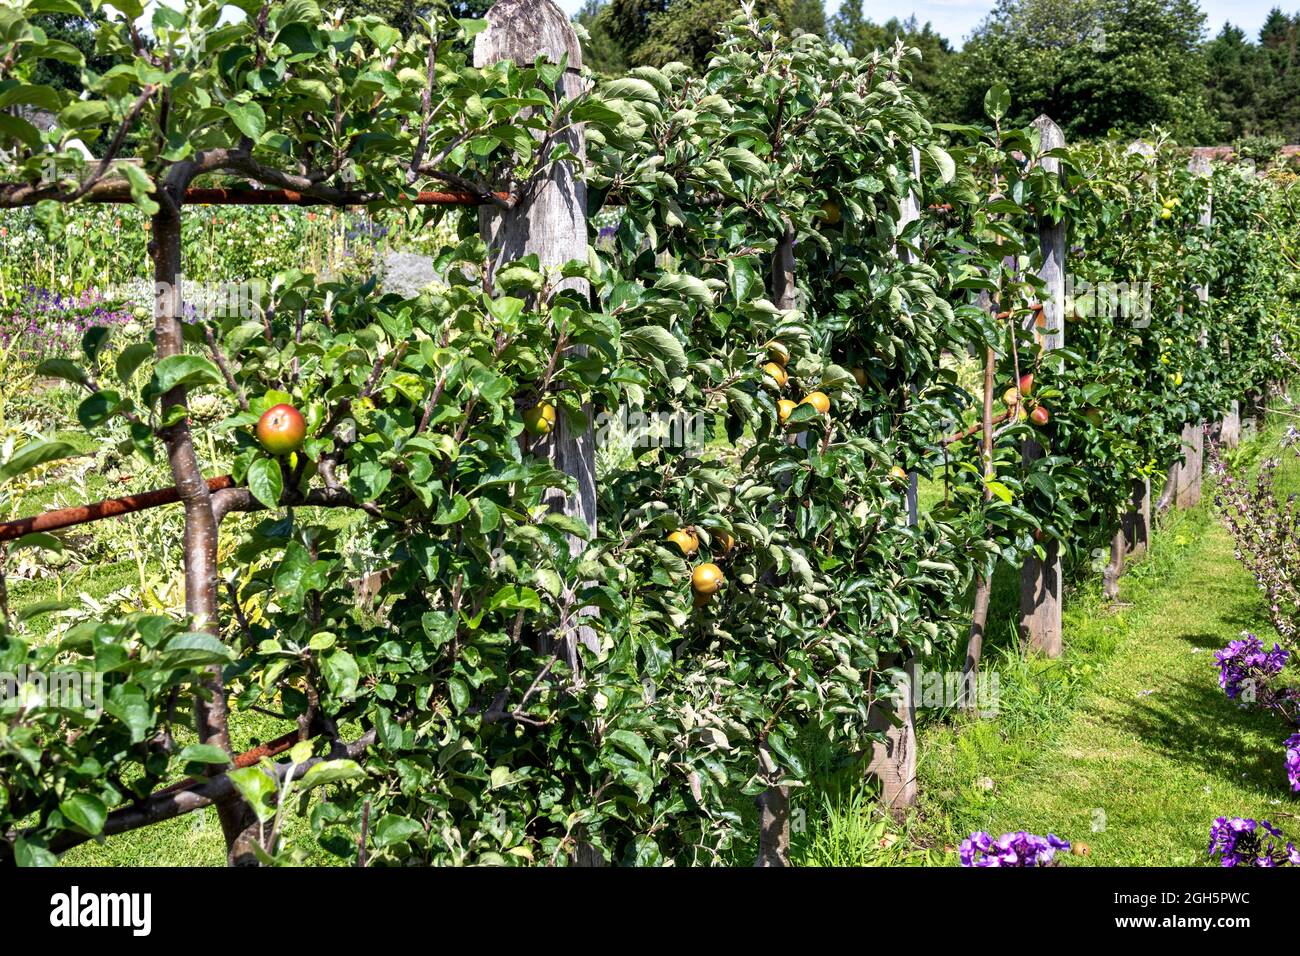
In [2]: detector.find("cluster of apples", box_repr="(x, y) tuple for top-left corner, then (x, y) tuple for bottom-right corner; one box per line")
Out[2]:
(1002, 373), (1050, 426)
(761, 340), (833, 428)
(667, 526), (733, 607)
(1159, 196), (1180, 220)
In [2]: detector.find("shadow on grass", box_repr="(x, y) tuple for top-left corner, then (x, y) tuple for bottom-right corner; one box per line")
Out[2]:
(1109, 670), (1289, 793)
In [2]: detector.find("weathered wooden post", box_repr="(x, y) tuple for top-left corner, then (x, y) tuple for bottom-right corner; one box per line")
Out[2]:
(1173, 153), (1212, 508)
(475, 0), (596, 660)
(1221, 401), (1241, 449)
(1122, 477), (1150, 557)
(865, 146), (922, 810)
(475, 0), (601, 866)
(1020, 116), (1066, 657)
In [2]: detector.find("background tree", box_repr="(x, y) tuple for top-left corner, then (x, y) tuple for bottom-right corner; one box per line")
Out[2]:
(1205, 24), (1266, 139)
(575, 0), (630, 75)
(787, 0), (827, 36)
(829, 2), (953, 109)
(1257, 7), (1300, 139)
(941, 0), (1216, 140)
(604, 0), (793, 68)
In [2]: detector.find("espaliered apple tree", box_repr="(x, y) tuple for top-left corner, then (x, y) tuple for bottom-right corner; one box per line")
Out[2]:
(923, 90), (1082, 677)
(584, 16), (981, 860)
(0, 0), (672, 867)
(1063, 136), (1219, 548)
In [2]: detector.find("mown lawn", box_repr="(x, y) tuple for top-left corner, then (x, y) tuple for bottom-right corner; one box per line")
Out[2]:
(906, 425), (1298, 865)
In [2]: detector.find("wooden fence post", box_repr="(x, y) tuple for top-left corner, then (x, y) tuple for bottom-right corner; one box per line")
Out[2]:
(475, 0), (597, 662)
(1122, 476), (1150, 557)
(865, 146), (922, 811)
(1020, 115), (1066, 658)
(1220, 401), (1241, 449)
(475, 0), (602, 867)
(1174, 153), (1212, 508)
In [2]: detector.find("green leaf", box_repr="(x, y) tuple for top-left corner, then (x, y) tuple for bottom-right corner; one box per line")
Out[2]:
(720, 146), (768, 179)
(78, 390), (122, 429)
(487, 585), (541, 613)
(433, 494), (471, 525)
(227, 766), (278, 822)
(82, 326), (111, 363)
(273, 540), (330, 612)
(59, 793), (107, 836)
(177, 743), (233, 766)
(14, 838), (57, 867)
(151, 354), (223, 395)
(0, 113), (41, 150)
(321, 649), (359, 700)
(120, 162), (159, 215)
(105, 682), (151, 743)
(924, 144), (955, 184)
(984, 83), (1010, 121)
(12, 532), (62, 553)
(36, 358), (89, 386)
(160, 631), (236, 668)
(624, 324), (688, 373)
(654, 273), (714, 308)
(372, 814), (422, 848)
(225, 100), (267, 140)
(29, 0), (86, 14)
(248, 456), (284, 510)
(606, 729), (652, 767)
(299, 759), (365, 789)
(58, 99), (110, 129)
(984, 478), (1014, 504)
(0, 440), (77, 485)
(115, 342), (154, 384)
(601, 77), (660, 103)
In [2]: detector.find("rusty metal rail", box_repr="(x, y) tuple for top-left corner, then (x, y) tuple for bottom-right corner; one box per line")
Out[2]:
(0, 474), (234, 543)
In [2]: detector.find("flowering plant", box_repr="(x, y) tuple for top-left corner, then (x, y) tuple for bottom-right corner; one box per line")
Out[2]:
(1215, 633), (1292, 704)
(0, 289), (134, 361)
(1213, 632), (1300, 793)
(960, 830), (1071, 867)
(1212, 438), (1300, 647)
(1208, 816), (1300, 867)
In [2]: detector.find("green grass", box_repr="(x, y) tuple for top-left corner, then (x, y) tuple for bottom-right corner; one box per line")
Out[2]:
(905, 429), (1299, 866)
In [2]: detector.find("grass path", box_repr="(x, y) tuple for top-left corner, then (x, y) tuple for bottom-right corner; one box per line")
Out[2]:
(913, 439), (1300, 866)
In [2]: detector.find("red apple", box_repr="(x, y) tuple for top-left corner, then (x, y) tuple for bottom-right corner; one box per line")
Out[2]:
(256, 403), (306, 455)
(1018, 372), (1034, 397)
(1029, 405), (1050, 426)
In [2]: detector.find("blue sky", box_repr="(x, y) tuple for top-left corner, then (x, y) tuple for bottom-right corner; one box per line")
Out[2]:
(555, 0), (1288, 48)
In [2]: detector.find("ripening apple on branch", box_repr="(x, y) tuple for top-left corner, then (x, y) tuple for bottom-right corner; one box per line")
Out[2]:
(256, 403), (306, 455)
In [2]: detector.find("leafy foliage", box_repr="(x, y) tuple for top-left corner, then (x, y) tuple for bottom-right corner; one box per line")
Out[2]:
(0, 0), (1295, 867)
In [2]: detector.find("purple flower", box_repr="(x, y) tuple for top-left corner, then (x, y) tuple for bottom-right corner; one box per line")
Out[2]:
(1215, 633), (1288, 700)
(1286, 733), (1300, 793)
(960, 830), (1070, 867)
(1209, 816), (1296, 867)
